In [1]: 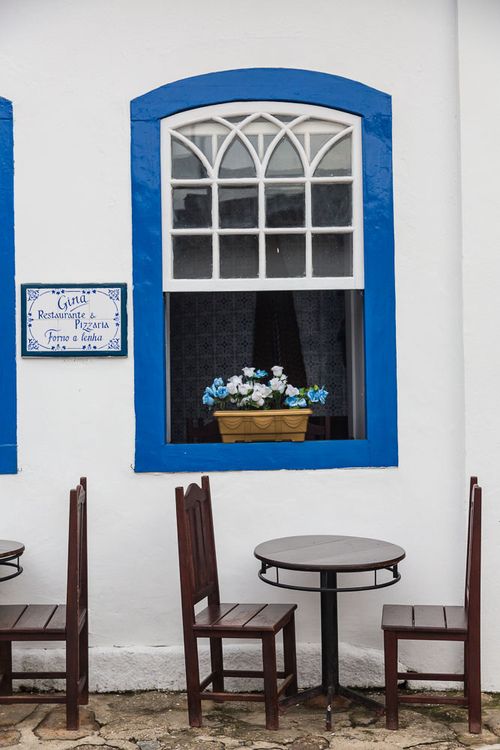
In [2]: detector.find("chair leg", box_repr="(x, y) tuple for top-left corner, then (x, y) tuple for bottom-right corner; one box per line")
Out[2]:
(283, 615), (298, 697)
(210, 638), (224, 693)
(66, 635), (80, 730)
(0, 642), (12, 696)
(384, 631), (399, 730)
(79, 619), (89, 705)
(184, 635), (202, 728)
(466, 637), (481, 734)
(262, 633), (279, 730)
(463, 641), (468, 700)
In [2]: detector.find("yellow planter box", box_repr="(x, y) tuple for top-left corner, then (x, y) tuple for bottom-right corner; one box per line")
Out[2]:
(214, 409), (312, 443)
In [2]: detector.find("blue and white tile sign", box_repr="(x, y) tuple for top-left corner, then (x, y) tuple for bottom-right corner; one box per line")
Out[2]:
(21, 284), (127, 357)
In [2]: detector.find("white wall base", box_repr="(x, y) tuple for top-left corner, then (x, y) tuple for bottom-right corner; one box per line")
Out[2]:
(13, 641), (390, 693)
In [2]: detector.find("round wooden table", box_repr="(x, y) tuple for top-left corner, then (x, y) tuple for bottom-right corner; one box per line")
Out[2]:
(0, 540), (25, 582)
(254, 535), (406, 728)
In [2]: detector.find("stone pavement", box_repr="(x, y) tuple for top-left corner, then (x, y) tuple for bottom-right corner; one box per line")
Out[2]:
(1, 691), (500, 750)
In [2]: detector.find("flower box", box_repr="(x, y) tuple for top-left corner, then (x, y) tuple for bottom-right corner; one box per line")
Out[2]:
(214, 408), (312, 443)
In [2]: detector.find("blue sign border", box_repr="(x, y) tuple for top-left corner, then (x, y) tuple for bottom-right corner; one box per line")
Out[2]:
(131, 68), (398, 472)
(21, 283), (128, 357)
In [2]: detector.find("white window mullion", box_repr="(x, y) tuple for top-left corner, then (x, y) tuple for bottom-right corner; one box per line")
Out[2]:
(212, 179), (219, 280)
(305, 204), (312, 277)
(258, 172), (266, 279)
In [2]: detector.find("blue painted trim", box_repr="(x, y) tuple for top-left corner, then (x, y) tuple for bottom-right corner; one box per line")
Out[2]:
(20, 283), (128, 357)
(0, 97), (16, 473)
(131, 68), (398, 473)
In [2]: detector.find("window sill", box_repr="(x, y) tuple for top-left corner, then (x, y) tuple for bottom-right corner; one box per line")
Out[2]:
(134, 438), (397, 473)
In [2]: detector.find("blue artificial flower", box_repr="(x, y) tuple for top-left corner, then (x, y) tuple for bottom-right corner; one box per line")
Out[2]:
(317, 388), (328, 405)
(307, 388), (321, 403)
(202, 392), (215, 406)
(214, 385), (228, 398)
(285, 395), (300, 408)
(255, 369), (268, 378)
(212, 377), (224, 387)
(297, 397), (307, 408)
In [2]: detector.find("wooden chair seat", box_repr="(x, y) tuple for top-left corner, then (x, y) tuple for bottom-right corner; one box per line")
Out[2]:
(382, 604), (467, 634)
(194, 603), (296, 633)
(0, 605), (66, 635)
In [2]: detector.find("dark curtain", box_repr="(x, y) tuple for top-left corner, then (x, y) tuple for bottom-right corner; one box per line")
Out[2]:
(252, 290), (307, 387)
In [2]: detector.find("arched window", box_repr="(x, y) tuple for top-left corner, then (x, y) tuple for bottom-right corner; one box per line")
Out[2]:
(0, 96), (16, 473)
(131, 69), (397, 472)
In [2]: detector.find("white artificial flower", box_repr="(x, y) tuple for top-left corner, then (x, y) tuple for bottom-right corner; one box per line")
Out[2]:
(285, 384), (300, 397)
(270, 377), (286, 393)
(251, 392), (265, 406)
(227, 381), (238, 395)
(271, 365), (284, 377)
(229, 375), (242, 385)
(238, 383), (252, 395)
(242, 367), (256, 378)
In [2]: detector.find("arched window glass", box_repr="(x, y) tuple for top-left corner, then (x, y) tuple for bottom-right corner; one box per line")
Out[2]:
(265, 136), (304, 177)
(219, 137), (256, 178)
(171, 138), (208, 179)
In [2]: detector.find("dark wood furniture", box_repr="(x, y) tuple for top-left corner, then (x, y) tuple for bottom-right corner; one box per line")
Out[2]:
(0, 478), (89, 730)
(175, 476), (298, 730)
(255, 534), (406, 728)
(382, 478), (482, 733)
(0, 541), (24, 582)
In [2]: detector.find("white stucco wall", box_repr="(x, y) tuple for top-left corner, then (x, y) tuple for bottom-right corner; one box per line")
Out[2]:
(0, 0), (494, 690)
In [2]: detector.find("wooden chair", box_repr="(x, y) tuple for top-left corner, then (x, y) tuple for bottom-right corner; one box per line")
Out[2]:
(0, 478), (89, 730)
(175, 476), (298, 730)
(382, 477), (482, 733)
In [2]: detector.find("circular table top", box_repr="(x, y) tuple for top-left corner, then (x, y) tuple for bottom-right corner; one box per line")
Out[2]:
(0, 540), (25, 560)
(254, 535), (405, 573)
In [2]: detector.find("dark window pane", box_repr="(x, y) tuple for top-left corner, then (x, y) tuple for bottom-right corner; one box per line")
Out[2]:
(219, 186), (258, 228)
(173, 236), (212, 279)
(266, 136), (304, 177)
(311, 184), (351, 226)
(312, 234), (353, 277)
(171, 138), (207, 179)
(266, 184), (305, 227)
(265, 235), (305, 278)
(220, 235), (259, 278)
(173, 187), (211, 228)
(314, 135), (351, 176)
(219, 138), (256, 178)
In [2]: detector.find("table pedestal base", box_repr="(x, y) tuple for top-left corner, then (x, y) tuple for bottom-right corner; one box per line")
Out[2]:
(280, 570), (385, 729)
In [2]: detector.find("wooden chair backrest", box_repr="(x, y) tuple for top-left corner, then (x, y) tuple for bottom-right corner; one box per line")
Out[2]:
(175, 476), (220, 617)
(465, 481), (481, 633)
(66, 477), (88, 631)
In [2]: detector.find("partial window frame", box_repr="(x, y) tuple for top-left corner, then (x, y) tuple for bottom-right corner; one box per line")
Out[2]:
(161, 102), (364, 292)
(131, 68), (397, 472)
(0, 96), (17, 474)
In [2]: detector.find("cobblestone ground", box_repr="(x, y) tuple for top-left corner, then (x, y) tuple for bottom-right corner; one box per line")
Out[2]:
(1, 691), (500, 750)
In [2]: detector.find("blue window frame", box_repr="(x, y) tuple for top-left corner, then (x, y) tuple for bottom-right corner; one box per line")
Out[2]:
(131, 68), (397, 472)
(0, 96), (17, 474)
